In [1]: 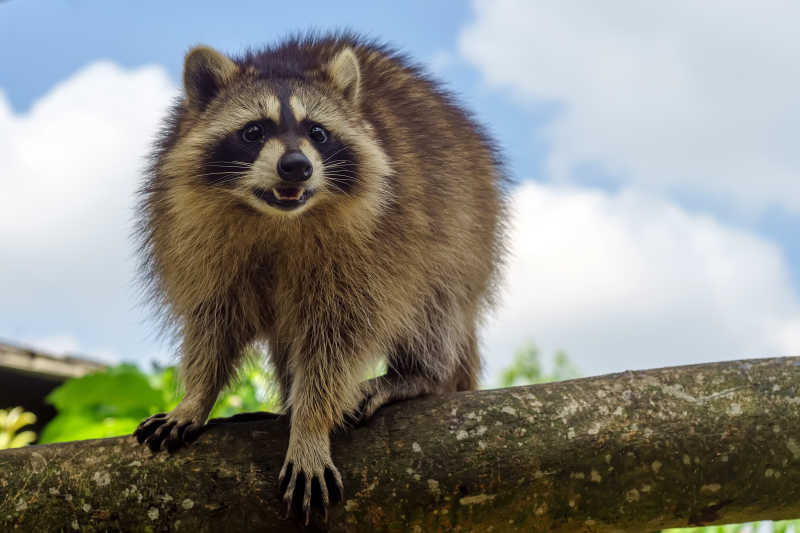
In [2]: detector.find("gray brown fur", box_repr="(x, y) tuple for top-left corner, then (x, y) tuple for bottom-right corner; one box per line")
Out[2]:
(133, 33), (507, 522)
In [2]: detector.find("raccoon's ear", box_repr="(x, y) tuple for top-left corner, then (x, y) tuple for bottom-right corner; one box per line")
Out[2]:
(183, 46), (238, 111)
(325, 47), (360, 104)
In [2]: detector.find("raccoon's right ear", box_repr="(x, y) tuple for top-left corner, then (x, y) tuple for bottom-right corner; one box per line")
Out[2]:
(325, 47), (361, 105)
(183, 46), (238, 111)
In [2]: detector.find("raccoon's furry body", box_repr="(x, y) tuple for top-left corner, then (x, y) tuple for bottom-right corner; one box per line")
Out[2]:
(134, 33), (507, 520)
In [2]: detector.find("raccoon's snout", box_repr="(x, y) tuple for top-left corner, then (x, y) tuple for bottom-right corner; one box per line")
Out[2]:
(277, 151), (313, 182)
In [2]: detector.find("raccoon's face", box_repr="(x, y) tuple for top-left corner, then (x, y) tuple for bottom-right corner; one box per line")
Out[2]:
(163, 46), (390, 218)
(200, 84), (357, 215)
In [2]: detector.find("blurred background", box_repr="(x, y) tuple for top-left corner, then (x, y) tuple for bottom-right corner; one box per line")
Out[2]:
(1, 2), (798, 530)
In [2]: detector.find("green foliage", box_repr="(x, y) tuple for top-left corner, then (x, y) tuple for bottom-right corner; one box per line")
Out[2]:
(40, 364), (170, 443)
(0, 406), (37, 449)
(207, 362), (280, 419)
(662, 520), (800, 532)
(40, 351), (279, 444)
(662, 525), (748, 533)
(499, 340), (580, 387)
(773, 520), (800, 533)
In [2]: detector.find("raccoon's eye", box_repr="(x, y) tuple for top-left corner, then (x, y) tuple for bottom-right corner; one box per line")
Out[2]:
(241, 123), (265, 143)
(308, 124), (328, 144)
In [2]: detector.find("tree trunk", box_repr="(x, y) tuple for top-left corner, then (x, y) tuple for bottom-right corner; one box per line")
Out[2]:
(2, 357), (800, 532)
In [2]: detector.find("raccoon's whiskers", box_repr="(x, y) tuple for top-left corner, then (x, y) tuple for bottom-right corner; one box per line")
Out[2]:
(325, 173), (361, 196)
(191, 171), (249, 178)
(325, 180), (354, 197)
(325, 172), (361, 185)
(189, 171), (250, 185)
(205, 162), (253, 169)
(322, 145), (353, 164)
(323, 161), (356, 170)
(325, 172), (359, 182)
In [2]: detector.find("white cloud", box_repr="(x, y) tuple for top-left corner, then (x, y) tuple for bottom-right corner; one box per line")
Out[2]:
(0, 62), (178, 363)
(482, 182), (800, 382)
(460, 0), (800, 213)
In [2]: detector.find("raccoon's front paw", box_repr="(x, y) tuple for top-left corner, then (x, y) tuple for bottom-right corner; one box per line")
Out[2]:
(279, 448), (344, 524)
(133, 412), (205, 453)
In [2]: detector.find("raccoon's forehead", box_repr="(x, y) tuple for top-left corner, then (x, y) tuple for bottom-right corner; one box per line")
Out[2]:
(205, 82), (348, 134)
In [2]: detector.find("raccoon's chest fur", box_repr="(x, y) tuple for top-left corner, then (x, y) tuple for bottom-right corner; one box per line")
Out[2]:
(260, 227), (393, 348)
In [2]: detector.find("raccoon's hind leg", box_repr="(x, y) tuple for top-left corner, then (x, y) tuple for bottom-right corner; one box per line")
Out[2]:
(135, 313), (252, 452)
(353, 333), (480, 423)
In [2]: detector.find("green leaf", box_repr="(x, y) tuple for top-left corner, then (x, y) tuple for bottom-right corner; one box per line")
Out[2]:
(40, 359), (280, 444)
(46, 364), (164, 413)
(41, 415), (142, 443)
(38, 410), (98, 443)
(39, 407), (145, 444)
(40, 364), (172, 444)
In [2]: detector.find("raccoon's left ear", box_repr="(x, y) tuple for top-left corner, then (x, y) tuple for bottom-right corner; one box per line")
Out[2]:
(183, 46), (239, 111)
(325, 47), (360, 104)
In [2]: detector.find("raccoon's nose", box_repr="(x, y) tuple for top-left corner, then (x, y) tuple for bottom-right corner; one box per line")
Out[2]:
(277, 151), (313, 182)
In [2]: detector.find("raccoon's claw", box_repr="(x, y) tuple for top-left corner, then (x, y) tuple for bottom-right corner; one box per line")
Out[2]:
(133, 412), (204, 453)
(279, 459), (343, 525)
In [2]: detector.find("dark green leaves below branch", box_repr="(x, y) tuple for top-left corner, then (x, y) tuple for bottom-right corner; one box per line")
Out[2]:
(40, 364), (160, 443)
(40, 356), (279, 444)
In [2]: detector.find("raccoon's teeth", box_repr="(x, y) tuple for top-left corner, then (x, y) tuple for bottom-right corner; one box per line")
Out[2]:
(272, 187), (305, 201)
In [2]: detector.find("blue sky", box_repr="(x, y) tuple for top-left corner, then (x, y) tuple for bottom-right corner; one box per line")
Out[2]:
(1, 1), (799, 382)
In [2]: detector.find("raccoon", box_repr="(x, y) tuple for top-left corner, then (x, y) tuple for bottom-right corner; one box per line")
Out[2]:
(133, 33), (507, 522)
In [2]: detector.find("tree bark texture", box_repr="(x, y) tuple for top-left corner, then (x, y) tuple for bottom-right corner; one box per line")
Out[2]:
(1, 357), (800, 532)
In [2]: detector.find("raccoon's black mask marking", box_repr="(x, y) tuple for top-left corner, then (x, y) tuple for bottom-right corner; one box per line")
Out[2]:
(202, 111), (358, 194)
(299, 118), (358, 194)
(204, 119), (277, 186)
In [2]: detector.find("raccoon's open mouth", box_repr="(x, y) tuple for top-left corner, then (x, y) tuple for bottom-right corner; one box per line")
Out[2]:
(252, 186), (315, 210)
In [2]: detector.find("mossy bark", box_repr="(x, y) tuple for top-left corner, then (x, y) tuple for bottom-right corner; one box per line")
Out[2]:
(2, 357), (800, 532)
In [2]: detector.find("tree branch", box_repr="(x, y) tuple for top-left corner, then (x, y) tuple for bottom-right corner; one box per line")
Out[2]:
(2, 357), (800, 532)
